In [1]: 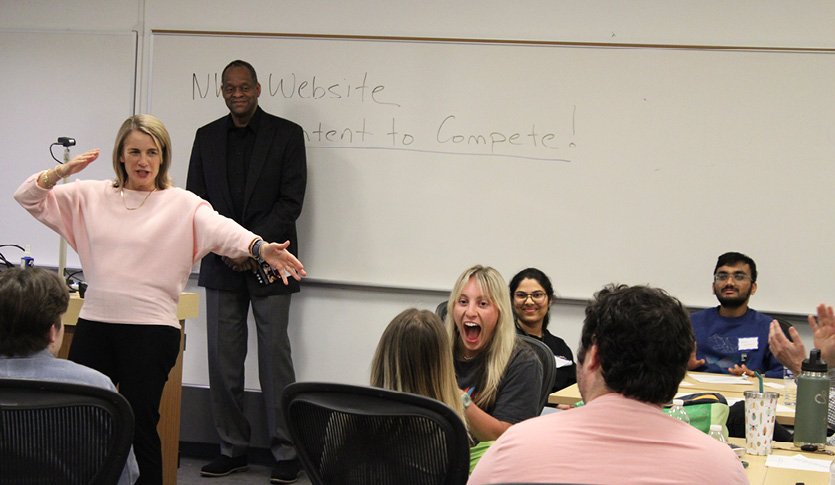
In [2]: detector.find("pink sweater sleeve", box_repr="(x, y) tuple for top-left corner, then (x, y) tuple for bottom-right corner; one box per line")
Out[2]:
(191, 203), (258, 262)
(13, 173), (79, 249)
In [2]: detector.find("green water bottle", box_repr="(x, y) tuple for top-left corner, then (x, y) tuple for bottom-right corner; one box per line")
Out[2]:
(794, 348), (829, 447)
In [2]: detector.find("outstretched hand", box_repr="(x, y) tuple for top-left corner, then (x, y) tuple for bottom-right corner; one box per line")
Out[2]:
(58, 148), (100, 178)
(260, 240), (307, 285)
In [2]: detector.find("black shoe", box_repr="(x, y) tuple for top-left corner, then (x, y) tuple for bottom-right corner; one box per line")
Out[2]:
(270, 459), (301, 484)
(200, 454), (249, 477)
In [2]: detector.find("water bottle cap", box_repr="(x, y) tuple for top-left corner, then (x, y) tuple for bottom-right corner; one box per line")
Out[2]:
(710, 424), (721, 431)
(801, 348), (828, 372)
(672, 399), (684, 406)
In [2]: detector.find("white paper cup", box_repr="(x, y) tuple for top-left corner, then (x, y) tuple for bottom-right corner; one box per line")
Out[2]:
(744, 390), (780, 455)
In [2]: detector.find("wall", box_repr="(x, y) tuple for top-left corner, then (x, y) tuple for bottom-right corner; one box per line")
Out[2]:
(3, 0), (832, 445)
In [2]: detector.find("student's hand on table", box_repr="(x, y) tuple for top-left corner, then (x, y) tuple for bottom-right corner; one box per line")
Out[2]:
(768, 319), (804, 375)
(687, 349), (705, 370)
(727, 364), (755, 377)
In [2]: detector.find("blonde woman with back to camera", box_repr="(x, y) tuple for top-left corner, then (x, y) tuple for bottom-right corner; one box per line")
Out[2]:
(371, 308), (465, 422)
(372, 308), (498, 472)
(14, 114), (305, 484)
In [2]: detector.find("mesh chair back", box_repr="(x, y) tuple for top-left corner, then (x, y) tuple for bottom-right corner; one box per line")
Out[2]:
(282, 382), (470, 485)
(435, 300), (448, 321)
(518, 335), (556, 411)
(0, 378), (134, 485)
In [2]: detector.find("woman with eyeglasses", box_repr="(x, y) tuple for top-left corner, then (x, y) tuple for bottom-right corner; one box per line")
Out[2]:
(445, 265), (542, 442)
(509, 268), (576, 392)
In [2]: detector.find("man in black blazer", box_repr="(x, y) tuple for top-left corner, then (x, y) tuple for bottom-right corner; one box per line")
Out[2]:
(186, 59), (306, 484)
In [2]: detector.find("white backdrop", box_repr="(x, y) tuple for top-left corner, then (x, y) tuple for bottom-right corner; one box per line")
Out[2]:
(0, 30), (136, 269)
(150, 32), (835, 313)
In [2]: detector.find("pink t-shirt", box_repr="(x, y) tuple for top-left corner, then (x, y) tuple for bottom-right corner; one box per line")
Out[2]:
(469, 393), (747, 485)
(15, 175), (256, 327)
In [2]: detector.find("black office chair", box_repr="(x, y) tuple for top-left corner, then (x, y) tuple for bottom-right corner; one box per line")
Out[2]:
(435, 300), (448, 321)
(0, 378), (135, 485)
(282, 382), (470, 485)
(518, 335), (556, 412)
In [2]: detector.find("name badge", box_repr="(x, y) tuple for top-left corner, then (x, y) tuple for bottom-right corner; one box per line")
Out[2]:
(554, 356), (573, 369)
(738, 337), (758, 351)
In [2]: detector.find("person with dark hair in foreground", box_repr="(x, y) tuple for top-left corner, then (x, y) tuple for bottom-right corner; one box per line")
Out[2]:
(469, 284), (746, 485)
(0, 267), (139, 485)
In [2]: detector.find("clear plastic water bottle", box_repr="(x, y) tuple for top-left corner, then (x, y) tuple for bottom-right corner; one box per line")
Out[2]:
(669, 399), (690, 424)
(830, 456), (835, 485)
(783, 367), (797, 407)
(709, 424), (727, 443)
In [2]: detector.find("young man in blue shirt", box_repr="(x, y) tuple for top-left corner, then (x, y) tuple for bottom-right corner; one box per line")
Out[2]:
(689, 251), (784, 378)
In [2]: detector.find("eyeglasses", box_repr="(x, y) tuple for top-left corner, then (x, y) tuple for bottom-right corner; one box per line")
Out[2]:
(222, 84), (254, 95)
(714, 272), (752, 282)
(513, 291), (547, 303)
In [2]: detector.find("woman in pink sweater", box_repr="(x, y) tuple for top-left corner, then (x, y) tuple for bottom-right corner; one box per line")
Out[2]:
(14, 114), (305, 484)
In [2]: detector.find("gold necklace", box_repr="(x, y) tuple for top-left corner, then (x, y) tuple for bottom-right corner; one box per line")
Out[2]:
(120, 187), (156, 211)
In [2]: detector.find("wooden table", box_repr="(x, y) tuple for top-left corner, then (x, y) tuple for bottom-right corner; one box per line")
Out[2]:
(549, 371), (795, 425)
(729, 438), (832, 484)
(60, 292), (199, 485)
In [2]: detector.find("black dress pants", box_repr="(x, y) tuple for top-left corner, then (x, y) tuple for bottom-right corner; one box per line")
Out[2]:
(69, 319), (180, 485)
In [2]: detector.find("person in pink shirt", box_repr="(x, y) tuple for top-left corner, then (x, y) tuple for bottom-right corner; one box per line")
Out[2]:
(14, 114), (305, 485)
(469, 284), (747, 485)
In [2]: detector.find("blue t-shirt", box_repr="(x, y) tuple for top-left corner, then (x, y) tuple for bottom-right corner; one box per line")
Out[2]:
(690, 307), (784, 378)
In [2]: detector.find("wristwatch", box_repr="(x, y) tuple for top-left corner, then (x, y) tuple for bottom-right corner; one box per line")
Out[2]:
(461, 392), (473, 409)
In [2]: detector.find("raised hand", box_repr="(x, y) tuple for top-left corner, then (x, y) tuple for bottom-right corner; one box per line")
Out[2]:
(59, 148), (100, 177)
(810, 304), (835, 366)
(768, 319), (805, 374)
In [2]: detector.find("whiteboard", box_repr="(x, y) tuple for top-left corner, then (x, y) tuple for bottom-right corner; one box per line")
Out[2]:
(1, 30), (137, 269)
(148, 32), (835, 313)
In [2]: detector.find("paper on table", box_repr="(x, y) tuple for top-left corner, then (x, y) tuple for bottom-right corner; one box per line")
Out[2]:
(688, 373), (750, 385)
(765, 454), (831, 473)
